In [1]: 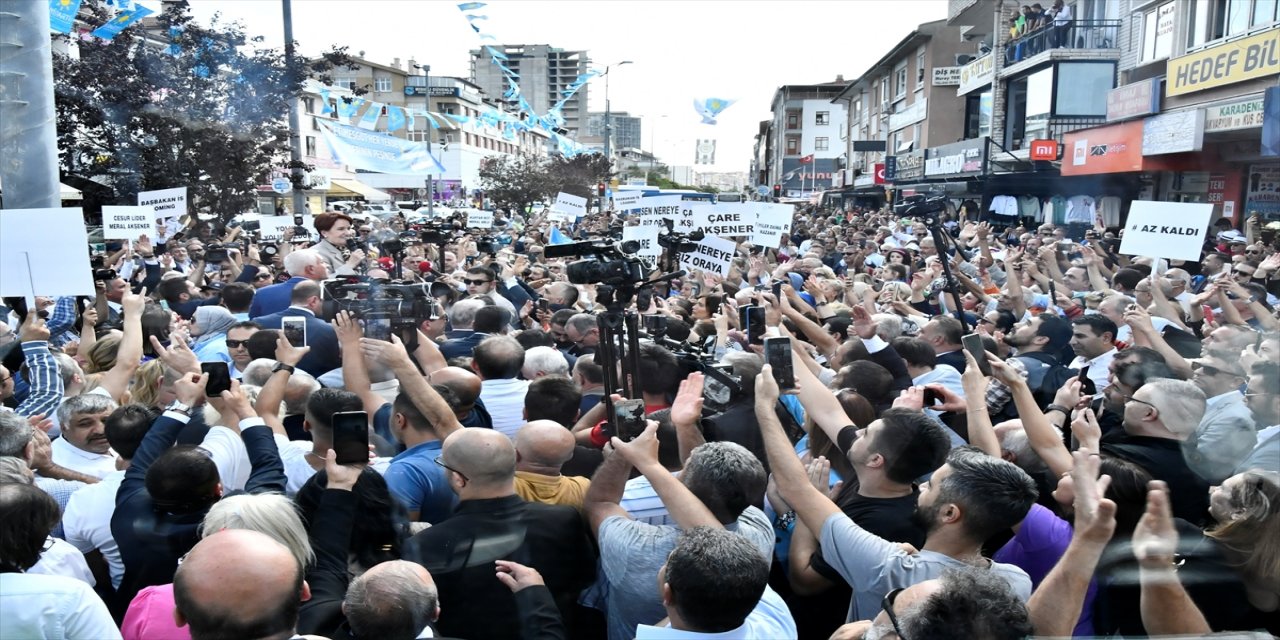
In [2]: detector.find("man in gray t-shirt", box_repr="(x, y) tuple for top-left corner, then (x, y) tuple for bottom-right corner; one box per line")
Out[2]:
(756, 369), (1038, 623)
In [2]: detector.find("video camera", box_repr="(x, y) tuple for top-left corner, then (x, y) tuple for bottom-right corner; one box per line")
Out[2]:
(320, 276), (440, 332)
(542, 239), (646, 287)
(893, 194), (949, 226)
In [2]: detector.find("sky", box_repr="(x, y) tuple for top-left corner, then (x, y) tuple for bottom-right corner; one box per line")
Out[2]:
(187, 0), (948, 174)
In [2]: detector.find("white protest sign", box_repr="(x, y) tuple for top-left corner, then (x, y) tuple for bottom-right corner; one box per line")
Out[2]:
(750, 202), (795, 248)
(102, 206), (155, 240)
(1118, 201), (1213, 262)
(674, 201), (709, 232)
(257, 215), (317, 242)
(138, 187), (188, 220)
(0, 208), (94, 297)
(551, 192), (587, 220)
(678, 234), (737, 277)
(697, 203), (755, 238)
(612, 192), (645, 211)
(466, 209), (495, 229)
(622, 225), (661, 258)
(632, 196), (684, 228)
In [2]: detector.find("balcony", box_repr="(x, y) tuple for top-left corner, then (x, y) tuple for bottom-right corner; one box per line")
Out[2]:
(1005, 19), (1121, 68)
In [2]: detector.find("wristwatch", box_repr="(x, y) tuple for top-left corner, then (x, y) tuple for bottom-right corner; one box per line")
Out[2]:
(166, 400), (194, 417)
(272, 362), (296, 375)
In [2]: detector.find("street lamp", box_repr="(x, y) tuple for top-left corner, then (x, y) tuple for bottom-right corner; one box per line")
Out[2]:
(600, 60), (632, 163)
(413, 62), (434, 217)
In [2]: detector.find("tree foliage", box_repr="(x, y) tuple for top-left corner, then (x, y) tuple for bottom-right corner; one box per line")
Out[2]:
(478, 152), (614, 214)
(53, 3), (356, 218)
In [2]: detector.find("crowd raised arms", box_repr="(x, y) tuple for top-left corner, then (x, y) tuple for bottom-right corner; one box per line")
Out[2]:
(2, 202), (1280, 640)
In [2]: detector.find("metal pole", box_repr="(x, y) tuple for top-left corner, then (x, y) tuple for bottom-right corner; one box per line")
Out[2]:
(424, 64), (434, 218)
(0, 1), (60, 210)
(282, 0), (306, 217)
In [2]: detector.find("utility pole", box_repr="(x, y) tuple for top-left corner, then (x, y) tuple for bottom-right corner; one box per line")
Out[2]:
(282, 0), (307, 217)
(0, 1), (60, 210)
(415, 63), (434, 217)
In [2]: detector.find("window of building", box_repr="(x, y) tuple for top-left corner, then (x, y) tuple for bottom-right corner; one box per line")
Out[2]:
(894, 66), (907, 98)
(786, 136), (799, 154)
(1054, 62), (1114, 116)
(786, 111), (800, 129)
(815, 137), (829, 151)
(375, 77), (392, 93)
(1139, 3), (1176, 62)
(1024, 67), (1054, 142)
(880, 78), (890, 105)
(311, 117), (320, 131)
(304, 136), (317, 157)
(815, 111), (830, 125)
(334, 77), (357, 91)
(1187, 0), (1277, 48)
(302, 97), (315, 114)
(852, 99), (862, 123)
(912, 123), (922, 146)
(964, 91), (993, 139)
(916, 51), (927, 86)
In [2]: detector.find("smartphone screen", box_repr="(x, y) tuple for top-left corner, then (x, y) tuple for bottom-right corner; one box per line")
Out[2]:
(961, 333), (992, 377)
(365, 317), (392, 342)
(538, 299), (550, 314)
(738, 304), (754, 333)
(281, 317), (306, 347)
(612, 399), (646, 443)
(1077, 365), (1098, 396)
(771, 281), (783, 300)
(747, 307), (766, 344)
(201, 362), (231, 397)
(763, 337), (795, 393)
(331, 411), (370, 465)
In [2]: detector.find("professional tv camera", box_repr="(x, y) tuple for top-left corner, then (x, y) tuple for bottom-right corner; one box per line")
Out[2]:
(319, 276), (440, 337)
(542, 239), (647, 287)
(893, 194), (950, 225)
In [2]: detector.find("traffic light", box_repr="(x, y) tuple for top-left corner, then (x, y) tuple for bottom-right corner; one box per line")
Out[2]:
(597, 183), (606, 197)
(772, 184), (781, 198)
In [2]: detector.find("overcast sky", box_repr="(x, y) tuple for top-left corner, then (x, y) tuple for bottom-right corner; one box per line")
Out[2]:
(187, 0), (948, 174)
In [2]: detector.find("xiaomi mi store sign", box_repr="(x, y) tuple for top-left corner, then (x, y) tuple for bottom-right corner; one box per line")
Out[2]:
(1167, 27), (1280, 97)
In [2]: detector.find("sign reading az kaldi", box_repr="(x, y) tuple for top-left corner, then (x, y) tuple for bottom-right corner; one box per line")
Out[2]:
(1029, 140), (1059, 161)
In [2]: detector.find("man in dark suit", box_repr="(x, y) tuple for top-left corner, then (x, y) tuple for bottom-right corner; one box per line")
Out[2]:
(253, 280), (341, 377)
(921, 315), (968, 373)
(405, 428), (595, 640)
(250, 248), (329, 318)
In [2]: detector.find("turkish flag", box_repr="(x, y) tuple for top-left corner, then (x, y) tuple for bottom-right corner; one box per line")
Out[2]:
(799, 154), (814, 164)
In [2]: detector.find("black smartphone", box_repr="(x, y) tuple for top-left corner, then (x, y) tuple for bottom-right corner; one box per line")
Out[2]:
(331, 411), (370, 465)
(538, 298), (550, 314)
(746, 306), (766, 344)
(365, 316), (392, 342)
(611, 399), (647, 443)
(201, 361), (232, 397)
(763, 337), (796, 393)
(962, 333), (992, 377)
(281, 317), (306, 347)
(923, 388), (940, 406)
(772, 281), (783, 300)
(1077, 365), (1098, 396)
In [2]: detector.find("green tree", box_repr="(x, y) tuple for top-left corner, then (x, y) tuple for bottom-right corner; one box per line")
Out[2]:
(545, 153), (614, 210)
(54, 3), (355, 218)
(477, 154), (550, 215)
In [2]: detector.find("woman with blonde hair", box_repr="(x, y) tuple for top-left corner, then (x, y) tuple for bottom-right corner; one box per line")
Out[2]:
(80, 332), (121, 374)
(127, 360), (181, 410)
(1207, 470), (1280, 617)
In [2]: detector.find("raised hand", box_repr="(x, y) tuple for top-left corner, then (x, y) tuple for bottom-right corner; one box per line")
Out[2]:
(1132, 480), (1178, 566)
(670, 373), (705, 429)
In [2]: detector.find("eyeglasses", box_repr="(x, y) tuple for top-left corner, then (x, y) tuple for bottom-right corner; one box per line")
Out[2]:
(1245, 249), (1262, 255)
(1123, 394), (1158, 411)
(882, 587), (908, 639)
(433, 456), (468, 483)
(225, 339), (249, 348)
(254, 274), (272, 281)
(1233, 270), (1254, 277)
(463, 278), (492, 286)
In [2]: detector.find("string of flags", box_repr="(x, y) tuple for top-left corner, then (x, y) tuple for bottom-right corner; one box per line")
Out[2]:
(313, 82), (543, 142)
(49, 0), (156, 40)
(452, 1), (602, 157)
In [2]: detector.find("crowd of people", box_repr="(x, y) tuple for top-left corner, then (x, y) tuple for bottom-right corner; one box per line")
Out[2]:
(1007, 0), (1075, 61)
(1, 200), (1278, 640)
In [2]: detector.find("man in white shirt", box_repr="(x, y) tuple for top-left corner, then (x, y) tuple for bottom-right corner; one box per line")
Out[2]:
(51, 394), (119, 480)
(63, 404), (156, 591)
(474, 336), (530, 440)
(1068, 315), (1118, 394)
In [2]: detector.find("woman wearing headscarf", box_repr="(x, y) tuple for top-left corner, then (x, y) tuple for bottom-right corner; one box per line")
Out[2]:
(190, 306), (237, 363)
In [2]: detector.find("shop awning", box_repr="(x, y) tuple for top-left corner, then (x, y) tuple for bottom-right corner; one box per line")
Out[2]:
(329, 178), (391, 201)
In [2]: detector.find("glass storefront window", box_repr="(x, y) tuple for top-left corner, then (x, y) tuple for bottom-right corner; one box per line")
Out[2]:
(1055, 62), (1114, 116)
(979, 91), (992, 139)
(1025, 68), (1053, 141)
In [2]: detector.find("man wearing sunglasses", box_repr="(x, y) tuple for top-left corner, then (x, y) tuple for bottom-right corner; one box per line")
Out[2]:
(1183, 355), (1255, 484)
(1236, 361), (1280, 475)
(225, 322), (261, 381)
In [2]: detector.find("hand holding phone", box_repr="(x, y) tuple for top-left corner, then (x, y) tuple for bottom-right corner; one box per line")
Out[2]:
(281, 317), (307, 347)
(763, 337), (796, 393)
(201, 362), (232, 397)
(331, 411), (370, 465)
(611, 399), (646, 443)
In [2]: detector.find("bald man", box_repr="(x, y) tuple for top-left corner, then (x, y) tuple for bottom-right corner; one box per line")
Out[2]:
(429, 366), (493, 430)
(173, 529), (310, 640)
(405, 429), (596, 640)
(343, 561), (441, 639)
(513, 420), (590, 509)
